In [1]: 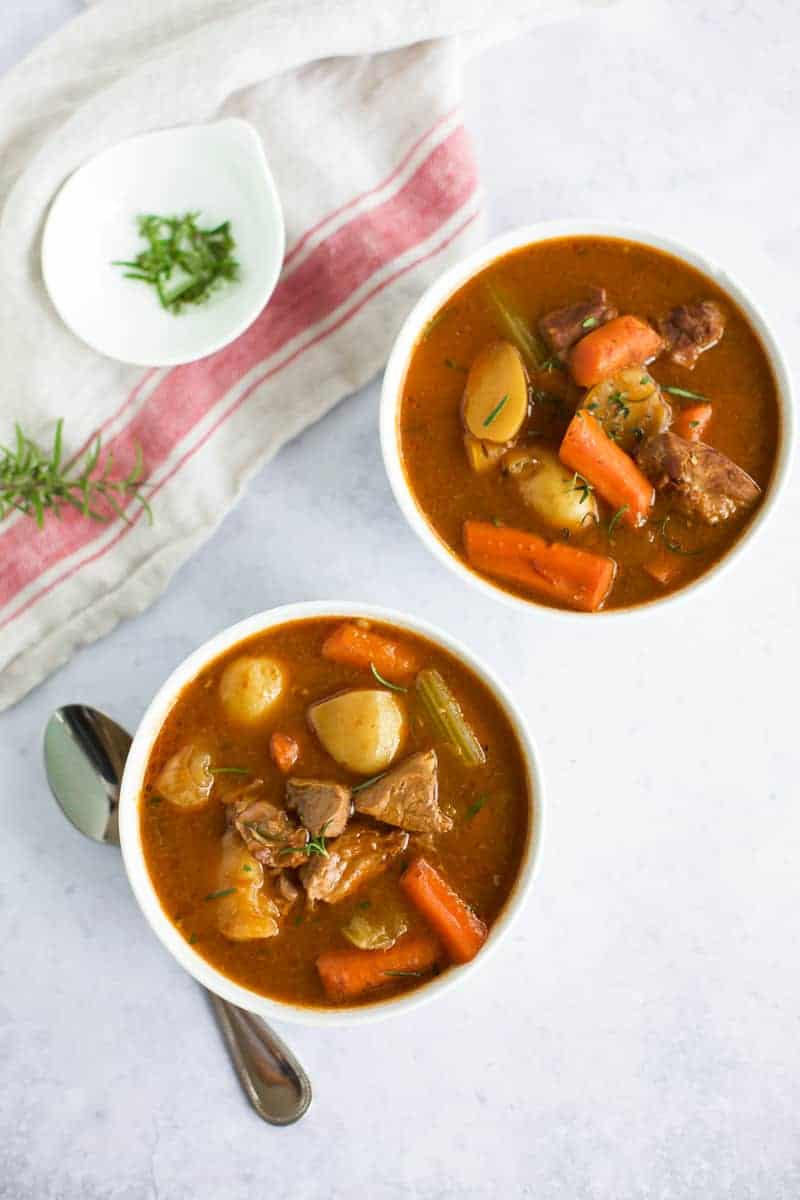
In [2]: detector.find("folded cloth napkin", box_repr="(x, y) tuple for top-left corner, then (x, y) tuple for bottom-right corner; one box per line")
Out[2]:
(0, 0), (608, 710)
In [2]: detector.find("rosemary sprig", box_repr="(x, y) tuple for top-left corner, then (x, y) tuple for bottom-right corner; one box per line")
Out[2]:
(113, 212), (239, 315)
(351, 771), (387, 794)
(608, 505), (629, 542)
(0, 420), (151, 529)
(664, 385), (707, 402)
(482, 393), (509, 428)
(659, 512), (704, 556)
(370, 662), (408, 693)
(566, 471), (594, 505)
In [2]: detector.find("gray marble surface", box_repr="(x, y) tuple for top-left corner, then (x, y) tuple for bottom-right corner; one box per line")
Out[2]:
(2, 2), (799, 1197)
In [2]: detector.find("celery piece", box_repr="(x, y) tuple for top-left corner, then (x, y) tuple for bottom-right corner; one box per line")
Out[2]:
(415, 669), (486, 767)
(485, 282), (546, 372)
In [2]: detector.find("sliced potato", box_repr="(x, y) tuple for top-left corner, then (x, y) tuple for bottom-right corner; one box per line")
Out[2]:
(579, 367), (672, 452)
(219, 655), (284, 724)
(463, 431), (507, 474)
(215, 831), (282, 941)
(308, 689), (405, 775)
(503, 442), (599, 533)
(155, 744), (213, 809)
(462, 340), (528, 444)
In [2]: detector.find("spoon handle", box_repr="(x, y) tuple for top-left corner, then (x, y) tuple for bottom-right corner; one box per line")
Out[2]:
(207, 992), (312, 1126)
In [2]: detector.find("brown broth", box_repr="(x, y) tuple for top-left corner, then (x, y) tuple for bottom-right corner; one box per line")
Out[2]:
(140, 617), (531, 1008)
(398, 236), (780, 611)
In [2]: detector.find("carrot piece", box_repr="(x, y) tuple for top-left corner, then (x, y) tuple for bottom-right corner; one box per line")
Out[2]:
(569, 315), (664, 387)
(400, 857), (488, 965)
(321, 622), (419, 683)
(316, 933), (441, 1002)
(674, 402), (712, 442)
(463, 520), (616, 613)
(559, 410), (654, 527)
(269, 732), (299, 773)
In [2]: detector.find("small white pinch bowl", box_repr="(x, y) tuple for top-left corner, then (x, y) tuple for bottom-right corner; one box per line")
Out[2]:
(41, 119), (284, 367)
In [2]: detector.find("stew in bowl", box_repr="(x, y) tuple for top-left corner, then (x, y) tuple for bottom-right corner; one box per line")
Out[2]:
(119, 604), (541, 1023)
(382, 223), (790, 614)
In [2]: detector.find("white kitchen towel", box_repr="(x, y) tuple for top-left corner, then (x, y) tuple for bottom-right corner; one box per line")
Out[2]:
(0, 0), (611, 710)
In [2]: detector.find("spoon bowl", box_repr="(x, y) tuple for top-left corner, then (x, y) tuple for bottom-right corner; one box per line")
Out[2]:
(43, 704), (311, 1126)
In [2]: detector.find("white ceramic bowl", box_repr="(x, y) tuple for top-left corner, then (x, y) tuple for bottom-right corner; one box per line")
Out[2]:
(42, 119), (284, 367)
(119, 601), (545, 1027)
(380, 219), (794, 619)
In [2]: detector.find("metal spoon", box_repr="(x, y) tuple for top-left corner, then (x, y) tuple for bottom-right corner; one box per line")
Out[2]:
(43, 704), (312, 1126)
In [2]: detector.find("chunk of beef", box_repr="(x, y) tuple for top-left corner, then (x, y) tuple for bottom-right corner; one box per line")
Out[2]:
(300, 824), (408, 906)
(538, 287), (618, 356)
(353, 750), (451, 834)
(226, 784), (309, 869)
(274, 871), (301, 906)
(637, 431), (760, 524)
(286, 778), (352, 838)
(658, 300), (725, 369)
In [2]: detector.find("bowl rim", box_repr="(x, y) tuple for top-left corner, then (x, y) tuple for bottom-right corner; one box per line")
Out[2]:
(118, 600), (545, 1027)
(379, 217), (795, 621)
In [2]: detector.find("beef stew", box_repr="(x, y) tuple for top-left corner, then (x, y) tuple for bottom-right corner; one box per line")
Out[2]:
(398, 236), (780, 611)
(140, 617), (531, 1008)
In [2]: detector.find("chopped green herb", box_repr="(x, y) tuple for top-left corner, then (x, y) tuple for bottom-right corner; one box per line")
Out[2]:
(587, 402), (600, 412)
(640, 376), (651, 385)
(540, 354), (564, 372)
(114, 213), (239, 314)
(581, 316), (599, 330)
(664, 385), (707, 402)
(608, 390), (630, 418)
(211, 766), (250, 776)
(567, 472), (594, 504)
(482, 393), (509, 429)
(370, 662), (408, 693)
(492, 516), (504, 528)
(383, 970), (423, 978)
(466, 796), (486, 820)
(659, 512), (704, 556)
(241, 865), (252, 873)
(689, 420), (700, 428)
(204, 888), (236, 902)
(189, 933), (198, 945)
(294, 914), (304, 927)
(357, 900), (372, 910)
(299, 819), (332, 860)
(0, 419), (151, 529)
(148, 795), (163, 805)
(608, 505), (629, 541)
(351, 771), (388, 794)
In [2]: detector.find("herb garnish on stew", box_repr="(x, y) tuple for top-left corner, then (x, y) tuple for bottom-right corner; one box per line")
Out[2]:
(482, 393), (509, 429)
(663, 385), (708, 402)
(370, 663), (408, 693)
